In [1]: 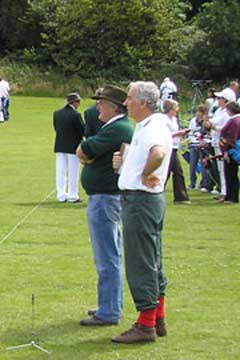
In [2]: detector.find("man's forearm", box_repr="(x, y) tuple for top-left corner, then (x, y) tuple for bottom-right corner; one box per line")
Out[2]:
(142, 145), (165, 176)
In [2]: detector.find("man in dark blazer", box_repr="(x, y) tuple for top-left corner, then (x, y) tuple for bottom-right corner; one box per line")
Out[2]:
(53, 92), (85, 202)
(84, 88), (104, 138)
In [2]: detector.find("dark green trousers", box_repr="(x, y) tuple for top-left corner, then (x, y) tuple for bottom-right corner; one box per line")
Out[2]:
(121, 192), (167, 311)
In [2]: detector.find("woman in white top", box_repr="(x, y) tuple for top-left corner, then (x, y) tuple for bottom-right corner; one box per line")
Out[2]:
(203, 89), (231, 197)
(163, 99), (190, 204)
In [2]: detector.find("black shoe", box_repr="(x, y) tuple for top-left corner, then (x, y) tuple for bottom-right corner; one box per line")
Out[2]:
(80, 315), (118, 326)
(87, 309), (97, 316)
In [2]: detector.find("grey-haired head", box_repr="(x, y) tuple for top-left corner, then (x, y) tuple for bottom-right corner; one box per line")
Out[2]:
(67, 92), (81, 104)
(128, 81), (160, 112)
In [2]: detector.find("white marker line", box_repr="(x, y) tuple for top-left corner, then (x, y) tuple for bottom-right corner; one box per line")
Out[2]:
(0, 189), (55, 246)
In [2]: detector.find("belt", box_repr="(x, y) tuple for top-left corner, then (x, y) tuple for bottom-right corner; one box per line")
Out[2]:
(121, 190), (162, 195)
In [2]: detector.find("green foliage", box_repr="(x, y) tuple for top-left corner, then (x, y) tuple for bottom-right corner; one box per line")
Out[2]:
(0, 59), (95, 97)
(27, 0), (189, 81)
(0, 0), (41, 53)
(187, 0), (240, 81)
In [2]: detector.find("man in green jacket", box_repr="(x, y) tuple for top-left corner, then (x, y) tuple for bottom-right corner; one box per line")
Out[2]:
(77, 86), (133, 325)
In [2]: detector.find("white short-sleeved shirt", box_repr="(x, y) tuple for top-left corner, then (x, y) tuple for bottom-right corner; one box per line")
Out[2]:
(118, 113), (172, 193)
(210, 107), (230, 146)
(163, 114), (180, 149)
(0, 79), (10, 98)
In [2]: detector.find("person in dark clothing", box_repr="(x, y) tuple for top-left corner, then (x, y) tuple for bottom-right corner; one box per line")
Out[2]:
(84, 88), (104, 138)
(77, 86), (133, 326)
(220, 101), (240, 204)
(53, 92), (85, 202)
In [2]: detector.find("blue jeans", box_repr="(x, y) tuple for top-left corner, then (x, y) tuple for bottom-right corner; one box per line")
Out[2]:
(189, 145), (208, 188)
(87, 194), (122, 323)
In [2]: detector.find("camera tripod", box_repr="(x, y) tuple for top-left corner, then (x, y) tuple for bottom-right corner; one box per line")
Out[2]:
(190, 79), (212, 114)
(7, 294), (51, 355)
(190, 83), (204, 114)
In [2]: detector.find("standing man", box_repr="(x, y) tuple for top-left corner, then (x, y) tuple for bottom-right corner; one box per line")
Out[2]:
(77, 86), (133, 326)
(84, 88), (104, 138)
(112, 81), (172, 344)
(159, 76), (177, 112)
(0, 77), (10, 121)
(53, 92), (85, 203)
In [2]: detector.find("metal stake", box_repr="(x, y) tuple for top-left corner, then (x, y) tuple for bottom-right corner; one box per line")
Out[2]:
(7, 294), (51, 355)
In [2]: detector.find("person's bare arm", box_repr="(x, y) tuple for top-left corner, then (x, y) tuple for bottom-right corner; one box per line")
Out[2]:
(142, 145), (166, 188)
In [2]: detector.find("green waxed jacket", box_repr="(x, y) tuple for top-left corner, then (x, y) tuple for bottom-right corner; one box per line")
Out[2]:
(81, 116), (133, 195)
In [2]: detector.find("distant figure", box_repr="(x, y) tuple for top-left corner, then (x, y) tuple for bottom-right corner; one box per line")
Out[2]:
(205, 87), (218, 118)
(163, 99), (190, 204)
(53, 92), (85, 203)
(0, 77), (10, 121)
(84, 88), (104, 137)
(220, 101), (240, 204)
(159, 77), (177, 112)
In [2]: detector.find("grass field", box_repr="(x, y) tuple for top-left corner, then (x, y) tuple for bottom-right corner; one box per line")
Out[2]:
(0, 96), (239, 360)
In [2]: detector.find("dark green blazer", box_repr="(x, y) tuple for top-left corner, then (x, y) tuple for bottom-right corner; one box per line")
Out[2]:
(84, 104), (103, 138)
(53, 104), (85, 154)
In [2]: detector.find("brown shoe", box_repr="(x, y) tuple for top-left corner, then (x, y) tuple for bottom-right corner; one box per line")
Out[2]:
(155, 318), (167, 337)
(112, 323), (156, 344)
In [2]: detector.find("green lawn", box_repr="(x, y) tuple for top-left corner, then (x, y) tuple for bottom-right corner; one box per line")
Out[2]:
(0, 96), (239, 360)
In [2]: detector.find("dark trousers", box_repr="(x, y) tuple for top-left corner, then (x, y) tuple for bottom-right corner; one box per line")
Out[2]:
(224, 158), (239, 203)
(121, 192), (167, 311)
(166, 149), (189, 201)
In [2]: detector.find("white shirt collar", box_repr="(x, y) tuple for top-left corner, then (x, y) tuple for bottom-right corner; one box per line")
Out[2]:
(102, 114), (125, 128)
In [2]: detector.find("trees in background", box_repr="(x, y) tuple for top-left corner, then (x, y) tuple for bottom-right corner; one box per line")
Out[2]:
(0, 0), (239, 83)
(26, 0), (189, 81)
(187, 0), (240, 81)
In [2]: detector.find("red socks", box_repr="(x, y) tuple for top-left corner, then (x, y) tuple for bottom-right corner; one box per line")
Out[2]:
(137, 297), (166, 327)
(137, 308), (157, 327)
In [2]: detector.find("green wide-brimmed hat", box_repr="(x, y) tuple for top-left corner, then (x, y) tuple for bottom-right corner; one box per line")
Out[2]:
(92, 85), (127, 107)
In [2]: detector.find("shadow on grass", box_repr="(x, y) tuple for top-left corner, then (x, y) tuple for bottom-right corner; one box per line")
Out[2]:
(1, 319), (130, 357)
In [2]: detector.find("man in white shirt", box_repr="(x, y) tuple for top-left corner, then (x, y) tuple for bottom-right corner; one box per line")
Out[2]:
(159, 77), (177, 111)
(0, 77), (10, 121)
(112, 81), (172, 344)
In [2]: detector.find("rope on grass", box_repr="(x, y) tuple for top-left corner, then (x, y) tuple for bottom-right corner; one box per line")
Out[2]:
(0, 189), (55, 246)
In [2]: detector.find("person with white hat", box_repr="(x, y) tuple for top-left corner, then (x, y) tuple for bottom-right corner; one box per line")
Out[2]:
(53, 92), (85, 203)
(203, 88), (232, 198)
